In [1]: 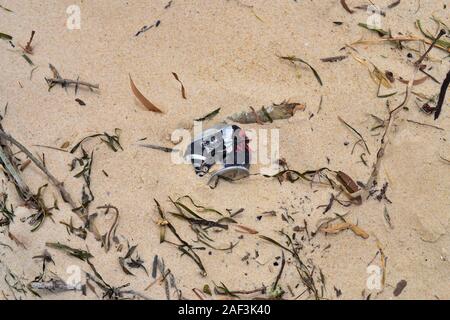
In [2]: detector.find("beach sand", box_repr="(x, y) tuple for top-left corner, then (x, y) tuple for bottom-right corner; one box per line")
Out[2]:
(0, 0), (449, 300)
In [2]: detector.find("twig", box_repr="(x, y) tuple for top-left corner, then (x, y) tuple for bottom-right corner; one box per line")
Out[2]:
(406, 119), (444, 131)
(45, 78), (99, 91)
(364, 30), (446, 190)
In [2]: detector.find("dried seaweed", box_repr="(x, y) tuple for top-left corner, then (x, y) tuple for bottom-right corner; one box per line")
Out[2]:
(98, 205), (120, 252)
(279, 56), (323, 86)
(0, 5), (13, 12)
(0, 32), (12, 40)
(60, 217), (87, 239)
(138, 144), (177, 153)
(260, 232), (322, 300)
(154, 199), (207, 276)
(70, 147), (95, 210)
(70, 129), (122, 153)
(321, 55), (348, 63)
(119, 244), (147, 276)
(86, 260), (149, 300)
(338, 116), (371, 155)
(434, 70), (450, 120)
(26, 184), (56, 232)
(46, 242), (93, 261)
(175, 195), (223, 216)
(0, 193), (14, 225)
(21, 54), (34, 66)
(195, 108), (221, 122)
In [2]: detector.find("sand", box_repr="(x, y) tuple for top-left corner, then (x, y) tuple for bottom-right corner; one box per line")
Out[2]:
(0, 0), (449, 300)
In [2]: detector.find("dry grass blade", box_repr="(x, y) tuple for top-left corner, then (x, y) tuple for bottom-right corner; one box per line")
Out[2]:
(279, 56), (323, 86)
(130, 75), (163, 113)
(172, 72), (187, 99)
(338, 116), (371, 155)
(234, 224), (258, 234)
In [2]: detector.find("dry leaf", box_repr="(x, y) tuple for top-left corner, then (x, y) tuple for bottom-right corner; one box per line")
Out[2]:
(336, 171), (360, 194)
(320, 222), (369, 239)
(398, 76), (428, 86)
(234, 224), (259, 234)
(130, 75), (163, 113)
(348, 224), (370, 239)
(172, 72), (187, 99)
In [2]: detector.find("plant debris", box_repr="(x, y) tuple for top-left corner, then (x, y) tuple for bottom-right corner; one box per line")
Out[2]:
(46, 242), (93, 261)
(119, 244), (148, 276)
(195, 107), (221, 122)
(321, 55), (348, 63)
(279, 55), (323, 86)
(45, 65), (99, 93)
(0, 32), (12, 40)
(172, 72), (187, 99)
(434, 70), (450, 120)
(228, 102), (305, 124)
(319, 222), (369, 239)
(340, 0), (354, 14)
(130, 75), (163, 112)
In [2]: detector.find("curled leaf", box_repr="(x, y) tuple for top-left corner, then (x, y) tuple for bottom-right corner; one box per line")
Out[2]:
(172, 72), (187, 99)
(130, 75), (163, 113)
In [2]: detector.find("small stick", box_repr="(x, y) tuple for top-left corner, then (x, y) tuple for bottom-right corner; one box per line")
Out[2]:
(45, 78), (99, 91)
(406, 119), (444, 131)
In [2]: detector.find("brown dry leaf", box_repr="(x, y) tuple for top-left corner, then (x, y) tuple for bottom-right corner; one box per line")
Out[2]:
(234, 224), (259, 234)
(350, 52), (391, 88)
(336, 171), (360, 194)
(129, 75), (163, 113)
(172, 72), (187, 99)
(348, 224), (370, 239)
(320, 222), (369, 239)
(398, 76), (428, 86)
(60, 141), (70, 149)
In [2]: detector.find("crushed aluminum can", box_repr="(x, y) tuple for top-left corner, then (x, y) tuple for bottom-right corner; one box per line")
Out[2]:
(185, 124), (251, 186)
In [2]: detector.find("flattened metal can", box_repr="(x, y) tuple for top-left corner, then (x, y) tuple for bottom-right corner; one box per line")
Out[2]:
(185, 124), (251, 186)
